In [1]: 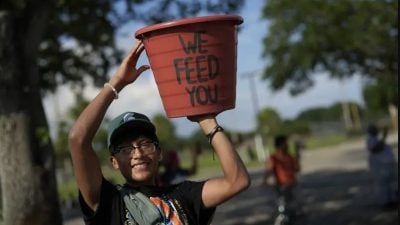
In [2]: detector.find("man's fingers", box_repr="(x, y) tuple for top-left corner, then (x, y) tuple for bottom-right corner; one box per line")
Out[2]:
(126, 42), (146, 66)
(124, 41), (144, 62)
(137, 65), (150, 75)
(130, 41), (143, 55)
(132, 44), (146, 63)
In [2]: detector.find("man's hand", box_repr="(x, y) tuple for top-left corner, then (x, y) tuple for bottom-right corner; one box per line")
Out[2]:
(187, 113), (217, 123)
(110, 41), (150, 91)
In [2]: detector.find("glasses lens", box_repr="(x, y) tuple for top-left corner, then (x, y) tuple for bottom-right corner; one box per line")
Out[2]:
(116, 141), (155, 155)
(140, 142), (155, 153)
(117, 145), (133, 154)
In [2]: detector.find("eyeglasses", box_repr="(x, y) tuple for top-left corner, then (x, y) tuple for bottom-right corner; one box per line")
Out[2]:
(115, 141), (157, 156)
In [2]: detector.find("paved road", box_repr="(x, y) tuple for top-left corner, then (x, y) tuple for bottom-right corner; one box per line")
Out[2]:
(211, 133), (398, 225)
(64, 133), (398, 225)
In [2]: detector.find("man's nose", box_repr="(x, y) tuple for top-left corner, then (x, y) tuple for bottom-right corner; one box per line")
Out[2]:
(130, 147), (143, 158)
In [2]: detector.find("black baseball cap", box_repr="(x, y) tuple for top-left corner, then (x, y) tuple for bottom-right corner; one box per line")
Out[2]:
(107, 112), (158, 153)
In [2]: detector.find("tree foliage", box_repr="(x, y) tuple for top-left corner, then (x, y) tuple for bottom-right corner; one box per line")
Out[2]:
(53, 95), (110, 166)
(152, 114), (180, 149)
(257, 107), (282, 136)
(278, 120), (310, 137)
(1, 0), (245, 94)
(297, 101), (363, 121)
(261, 0), (397, 108)
(362, 76), (398, 114)
(257, 106), (311, 137)
(297, 104), (343, 122)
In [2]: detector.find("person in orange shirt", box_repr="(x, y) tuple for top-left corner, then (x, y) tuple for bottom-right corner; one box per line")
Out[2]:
(265, 135), (299, 187)
(263, 134), (301, 220)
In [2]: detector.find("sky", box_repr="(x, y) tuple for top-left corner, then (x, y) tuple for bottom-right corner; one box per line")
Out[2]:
(43, 0), (364, 138)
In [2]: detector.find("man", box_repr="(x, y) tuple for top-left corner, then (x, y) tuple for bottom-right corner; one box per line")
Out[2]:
(263, 135), (300, 221)
(366, 124), (397, 209)
(68, 41), (250, 225)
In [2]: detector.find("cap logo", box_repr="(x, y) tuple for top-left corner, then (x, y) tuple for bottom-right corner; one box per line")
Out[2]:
(123, 112), (135, 122)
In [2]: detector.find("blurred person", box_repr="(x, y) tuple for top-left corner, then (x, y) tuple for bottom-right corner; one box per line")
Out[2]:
(263, 135), (303, 223)
(366, 124), (398, 210)
(68, 41), (250, 225)
(160, 143), (200, 186)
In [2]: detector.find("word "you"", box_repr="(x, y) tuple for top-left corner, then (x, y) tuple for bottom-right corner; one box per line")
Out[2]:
(173, 32), (220, 107)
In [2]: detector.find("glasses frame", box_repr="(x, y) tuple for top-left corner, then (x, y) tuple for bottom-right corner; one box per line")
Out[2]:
(113, 141), (158, 156)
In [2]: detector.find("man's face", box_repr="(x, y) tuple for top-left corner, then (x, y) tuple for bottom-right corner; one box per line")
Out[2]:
(111, 135), (161, 185)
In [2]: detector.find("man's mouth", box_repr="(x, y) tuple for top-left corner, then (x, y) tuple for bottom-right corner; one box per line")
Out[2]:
(132, 161), (150, 169)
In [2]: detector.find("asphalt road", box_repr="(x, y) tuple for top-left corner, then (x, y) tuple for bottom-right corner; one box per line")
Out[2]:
(64, 133), (399, 225)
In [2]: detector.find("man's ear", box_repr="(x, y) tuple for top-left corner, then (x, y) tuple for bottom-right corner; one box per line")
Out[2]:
(110, 156), (119, 170)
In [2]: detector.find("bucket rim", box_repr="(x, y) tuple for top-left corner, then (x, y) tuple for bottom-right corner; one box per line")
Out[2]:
(135, 15), (243, 39)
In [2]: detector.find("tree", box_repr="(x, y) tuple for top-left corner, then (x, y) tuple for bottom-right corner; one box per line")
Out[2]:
(296, 104), (344, 122)
(257, 106), (311, 137)
(257, 107), (282, 137)
(0, 1), (245, 224)
(260, 0), (397, 109)
(362, 77), (397, 115)
(278, 120), (310, 137)
(184, 128), (210, 150)
(152, 114), (180, 149)
(296, 101), (363, 132)
(54, 94), (110, 167)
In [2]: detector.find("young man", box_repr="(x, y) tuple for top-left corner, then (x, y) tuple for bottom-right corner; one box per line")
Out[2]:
(68, 41), (250, 225)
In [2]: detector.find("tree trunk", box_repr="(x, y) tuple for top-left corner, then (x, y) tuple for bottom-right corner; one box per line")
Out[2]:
(0, 114), (61, 225)
(0, 4), (62, 225)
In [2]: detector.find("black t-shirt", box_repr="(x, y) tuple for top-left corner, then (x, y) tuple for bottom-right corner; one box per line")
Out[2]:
(161, 168), (191, 185)
(79, 178), (215, 225)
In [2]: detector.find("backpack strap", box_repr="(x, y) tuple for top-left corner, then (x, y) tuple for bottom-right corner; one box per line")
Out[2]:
(118, 185), (165, 225)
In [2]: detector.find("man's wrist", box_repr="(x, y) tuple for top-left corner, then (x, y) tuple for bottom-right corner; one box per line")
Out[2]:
(199, 118), (217, 134)
(104, 83), (119, 99)
(108, 76), (126, 92)
(206, 125), (224, 144)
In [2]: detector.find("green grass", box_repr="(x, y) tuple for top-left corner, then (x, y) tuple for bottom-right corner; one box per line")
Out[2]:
(179, 149), (221, 178)
(304, 134), (360, 150)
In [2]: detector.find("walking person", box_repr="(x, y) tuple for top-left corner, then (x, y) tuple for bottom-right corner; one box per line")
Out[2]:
(68, 41), (250, 225)
(160, 142), (200, 186)
(263, 135), (303, 224)
(366, 124), (398, 210)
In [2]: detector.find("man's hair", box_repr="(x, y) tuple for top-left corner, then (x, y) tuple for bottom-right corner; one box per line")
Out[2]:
(274, 135), (287, 149)
(367, 124), (378, 136)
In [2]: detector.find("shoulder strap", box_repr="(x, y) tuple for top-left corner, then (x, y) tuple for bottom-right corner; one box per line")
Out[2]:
(118, 185), (165, 225)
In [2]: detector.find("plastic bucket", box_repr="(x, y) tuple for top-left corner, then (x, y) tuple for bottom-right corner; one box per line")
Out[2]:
(135, 15), (243, 118)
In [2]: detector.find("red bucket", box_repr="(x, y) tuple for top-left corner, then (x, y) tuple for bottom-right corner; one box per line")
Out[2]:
(135, 15), (243, 118)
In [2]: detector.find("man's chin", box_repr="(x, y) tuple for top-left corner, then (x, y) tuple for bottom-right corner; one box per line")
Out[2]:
(131, 171), (153, 183)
